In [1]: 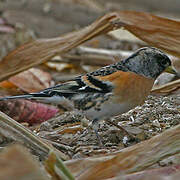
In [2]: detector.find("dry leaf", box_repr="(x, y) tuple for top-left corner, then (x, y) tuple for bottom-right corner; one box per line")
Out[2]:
(57, 124), (82, 135)
(151, 79), (180, 95)
(108, 164), (180, 180)
(0, 99), (59, 125)
(0, 12), (117, 81)
(0, 11), (180, 82)
(113, 11), (180, 57)
(0, 81), (17, 89)
(65, 124), (180, 179)
(8, 68), (53, 93)
(0, 144), (49, 180)
(0, 111), (68, 160)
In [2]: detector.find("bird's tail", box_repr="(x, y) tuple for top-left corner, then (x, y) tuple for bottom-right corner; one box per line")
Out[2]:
(0, 93), (50, 101)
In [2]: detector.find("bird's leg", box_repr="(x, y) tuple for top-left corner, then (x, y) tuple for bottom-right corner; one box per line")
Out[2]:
(92, 118), (103, 146)
(105, 119), (136, 140)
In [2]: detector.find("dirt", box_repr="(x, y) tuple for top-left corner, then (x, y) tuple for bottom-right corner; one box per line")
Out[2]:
(0, 0), (179, 164)
(37, 94), (180, 159)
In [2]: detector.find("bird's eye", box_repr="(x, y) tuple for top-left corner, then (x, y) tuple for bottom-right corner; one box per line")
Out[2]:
(160, 59), (169, 66)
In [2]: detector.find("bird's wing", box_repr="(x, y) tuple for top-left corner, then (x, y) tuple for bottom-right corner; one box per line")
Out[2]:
(0, 62), (127, 101)
(41, 73), (114, 98)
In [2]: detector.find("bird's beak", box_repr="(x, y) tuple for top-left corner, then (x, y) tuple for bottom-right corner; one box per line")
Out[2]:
(164, 66), (177, 74)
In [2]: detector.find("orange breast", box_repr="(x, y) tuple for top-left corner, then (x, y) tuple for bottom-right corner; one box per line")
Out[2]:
(98, 71), (154, 105)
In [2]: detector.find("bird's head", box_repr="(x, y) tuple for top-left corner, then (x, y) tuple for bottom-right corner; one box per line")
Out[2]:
(124, 47), (176, 79)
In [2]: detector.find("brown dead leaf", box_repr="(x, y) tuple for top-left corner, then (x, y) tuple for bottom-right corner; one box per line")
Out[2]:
(8, 68), (53, 93)
(57, 124), (82, 135)
(65, 124), (180, 180)
(0, 68), (53, 95)
(0, 144), (49, 180)
(113, 11), (180, 58)
(108, 164), (180, 180)
(0, 111), (68, 160)
(0, 68), (53, 94)
(0, 81), (17, 89)
(1, 11), (180, 82)
(151, 79), (180, 95)
(0, 12), (118, 81)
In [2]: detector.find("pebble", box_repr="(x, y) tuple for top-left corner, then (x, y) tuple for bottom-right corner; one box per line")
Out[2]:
(152, 120), (161, 128)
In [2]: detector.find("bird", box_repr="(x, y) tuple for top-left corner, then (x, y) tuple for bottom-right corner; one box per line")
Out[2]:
(0, 47), (175, 143)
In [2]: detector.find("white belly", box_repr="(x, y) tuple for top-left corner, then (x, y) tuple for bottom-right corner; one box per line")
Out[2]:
(84, 101), (134, 120)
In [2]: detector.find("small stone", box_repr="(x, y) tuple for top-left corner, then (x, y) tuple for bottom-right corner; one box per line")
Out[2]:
(122, 136), (128, 144)
(152, 120), (160, 128)
(136, 132), (146, 141)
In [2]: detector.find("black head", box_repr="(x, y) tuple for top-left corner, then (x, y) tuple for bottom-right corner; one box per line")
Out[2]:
(123, 47), (172, 79)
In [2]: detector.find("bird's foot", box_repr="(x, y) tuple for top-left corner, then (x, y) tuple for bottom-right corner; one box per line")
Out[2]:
(94, 129), (104, 147)
(105, 119), (136, 140)
(91, 119), (104, 147)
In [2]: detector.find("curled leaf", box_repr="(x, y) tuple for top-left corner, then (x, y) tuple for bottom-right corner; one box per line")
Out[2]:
(0, 12), (118, 81)
(1, 11), (180, 81)
(151, 79), (180, 95)
(0, 99), (59, 125)
(113, 11), (180, 57)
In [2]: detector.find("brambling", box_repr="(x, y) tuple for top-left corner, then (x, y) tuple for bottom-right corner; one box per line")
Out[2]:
(0, 47), (175, 143)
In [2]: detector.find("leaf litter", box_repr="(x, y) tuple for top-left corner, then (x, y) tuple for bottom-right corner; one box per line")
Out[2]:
(0, 3), (179, 179)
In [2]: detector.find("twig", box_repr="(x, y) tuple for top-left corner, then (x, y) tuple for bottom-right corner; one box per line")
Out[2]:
(0, 111), (68, 160)
(56, 46), (132, 66)
(65, 124), (180, 179)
